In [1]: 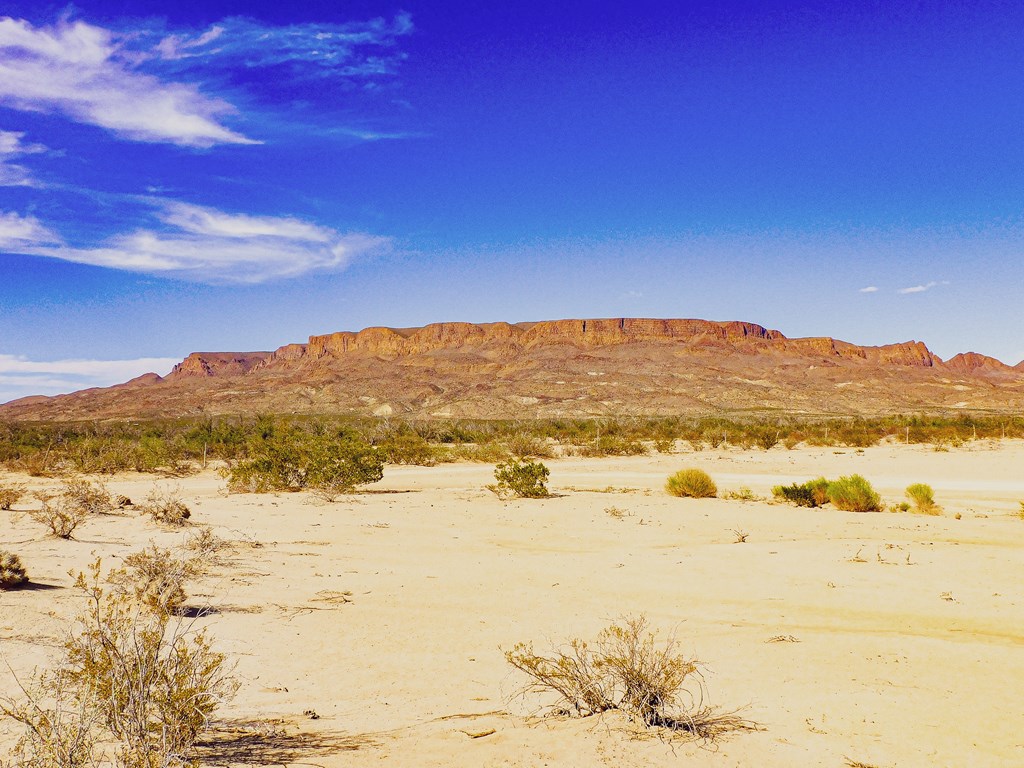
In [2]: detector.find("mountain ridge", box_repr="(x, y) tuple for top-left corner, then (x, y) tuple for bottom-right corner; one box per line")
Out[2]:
(4, 317), (1024, 420)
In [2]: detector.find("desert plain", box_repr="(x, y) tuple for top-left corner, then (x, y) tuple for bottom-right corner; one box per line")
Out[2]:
(2, 441), (1023, 767)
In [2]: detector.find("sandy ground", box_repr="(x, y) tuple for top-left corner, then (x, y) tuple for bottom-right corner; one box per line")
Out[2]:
(2, 441), (1024, 767)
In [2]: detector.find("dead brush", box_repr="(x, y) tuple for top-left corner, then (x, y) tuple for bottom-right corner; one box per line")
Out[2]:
(184, 527), (232, 566)
(504, 615), (755, 740)
(28, 493), (88, 540)
(0, 483), (26, 510)
(59, 477), (113, 515)
(138, 485), (192, 526)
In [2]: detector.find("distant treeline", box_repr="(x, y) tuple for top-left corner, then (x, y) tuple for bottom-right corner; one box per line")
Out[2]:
(1, 413), (1022, 476)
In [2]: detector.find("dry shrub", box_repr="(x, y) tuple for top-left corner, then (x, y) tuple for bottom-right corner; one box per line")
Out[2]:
(505, 615), (752, 738)
(0, 483), (26, 510)
(28, 495), (89, 539)
(184, 527), (231, 564)
(139, 485), (192, 526)
(60, 478), (113, 515)
(0, 550), (28, 589)
(108, 544), (203, 616)
(0, 669), (100, 768)
(905, 483), (940, 515)
(1, 558), (236, 768)
(665, 469), (717, 498)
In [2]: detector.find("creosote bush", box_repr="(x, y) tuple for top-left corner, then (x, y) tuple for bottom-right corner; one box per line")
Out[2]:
(505, 615), (748, 738)
(0, 550), (28, 589)
(227, 425), (383, 495)
(489, 458), (550, 498)
(905, 483), (940, 515)
(826, 474), (882, 512)
(665, 468), (717, 498)
(1, 557), (236, 768)
(0, 483), (26, 510)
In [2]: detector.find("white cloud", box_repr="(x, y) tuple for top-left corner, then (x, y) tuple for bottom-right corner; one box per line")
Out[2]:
(0, 17), (257, 146)
(0, 129), (46, 186)
(0, 354), (179, 404)
(858, 285), (879, 293)
(0, 210), (61, 249)
(27, 200), (389, 283)
(897, 280), (948, 295)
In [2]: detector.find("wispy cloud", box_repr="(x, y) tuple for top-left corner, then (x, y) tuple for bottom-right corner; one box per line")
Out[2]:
(0, 210), (62, 249)
(858, 285), (879, 293)
(897, 280), (948, 295)
(0, 17), (257, 146)
(27, 200), (390, 283)
(152, 14), (413, 79)
(0, 130), (46, 186)
(0, 354), (179, 404)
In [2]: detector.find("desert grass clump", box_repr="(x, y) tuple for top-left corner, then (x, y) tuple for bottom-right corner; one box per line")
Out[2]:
(723, 487), (758, 502)
(489, 458), (550, 499)
(665, 468), (717, 499)
(905, 483), (940, 515)
(0, 482), (26, 510)
(826, 475), (882, 512)
(505, 615), (749, 738)
(138, 485), (191, 526)
(0, 550), (28, 589)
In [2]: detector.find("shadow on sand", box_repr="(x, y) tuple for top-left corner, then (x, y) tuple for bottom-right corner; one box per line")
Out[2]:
(198, 719), (377, 765)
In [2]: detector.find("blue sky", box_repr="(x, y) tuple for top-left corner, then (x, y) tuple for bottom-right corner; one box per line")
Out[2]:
(2, 0), (1024, 402)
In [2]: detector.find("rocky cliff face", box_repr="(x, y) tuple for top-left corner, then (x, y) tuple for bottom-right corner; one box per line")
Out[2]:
(3, 317), (1024, 421)
(168, 352), (272, 379)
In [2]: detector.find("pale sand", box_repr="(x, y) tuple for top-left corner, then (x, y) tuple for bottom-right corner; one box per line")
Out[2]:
(2, 441), (1024, 766)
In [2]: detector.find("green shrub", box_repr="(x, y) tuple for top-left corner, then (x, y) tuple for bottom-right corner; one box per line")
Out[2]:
(754, 428), (780, 450)
(228, 428), (383, 494)
(665, 468), (717, 498)
(826, 475), (882, 512)
(490, 458), (550, 498)
(772, 477), (830, 507)
(905, 483), (939, 515)
(578, 435), (648, 457)
(377, 433), (447, 466)
(0, 550), (28, 589)
(772, 483), (816, 507)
